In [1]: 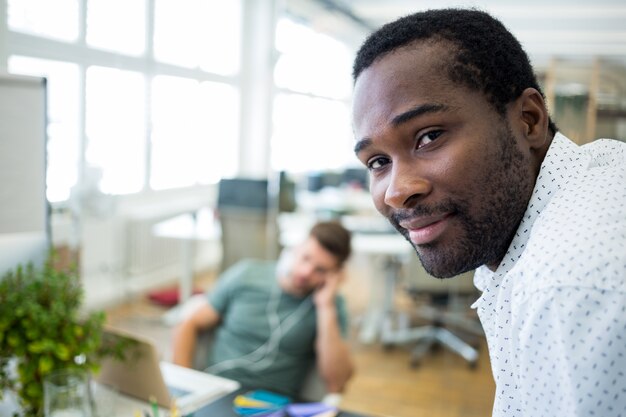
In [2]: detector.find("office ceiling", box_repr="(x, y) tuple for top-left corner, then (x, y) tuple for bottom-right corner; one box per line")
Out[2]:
(285, 0), (626, 69)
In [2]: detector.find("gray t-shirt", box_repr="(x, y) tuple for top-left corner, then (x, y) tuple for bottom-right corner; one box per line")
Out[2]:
(206, 259), (349, 398)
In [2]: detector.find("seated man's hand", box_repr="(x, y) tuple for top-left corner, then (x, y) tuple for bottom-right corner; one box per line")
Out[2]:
(313, 269), (345, 309)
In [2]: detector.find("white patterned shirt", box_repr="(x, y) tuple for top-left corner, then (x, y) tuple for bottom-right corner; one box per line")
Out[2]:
(472, 133), (626, 417)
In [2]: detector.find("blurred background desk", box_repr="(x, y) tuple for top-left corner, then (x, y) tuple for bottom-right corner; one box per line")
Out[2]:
(348, 233), (413, 345)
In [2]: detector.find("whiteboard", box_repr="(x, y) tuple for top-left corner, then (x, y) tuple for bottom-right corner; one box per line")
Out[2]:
(0, 73), (49, 277)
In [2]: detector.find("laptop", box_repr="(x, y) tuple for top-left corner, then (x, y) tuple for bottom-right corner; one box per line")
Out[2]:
(95, 327), (240, 414)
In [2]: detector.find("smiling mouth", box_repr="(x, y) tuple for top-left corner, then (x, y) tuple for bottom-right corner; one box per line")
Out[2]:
(402, 213), (454, 246)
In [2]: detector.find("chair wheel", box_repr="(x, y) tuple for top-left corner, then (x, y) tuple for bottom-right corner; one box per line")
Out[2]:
(468, 360), (478, 370)
(410, 359), (420, 368)
(382, 343), (394, 351)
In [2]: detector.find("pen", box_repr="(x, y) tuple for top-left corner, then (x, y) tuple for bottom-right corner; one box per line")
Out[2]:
(150, 395), (159, 417)
(169, 399), (180, 417)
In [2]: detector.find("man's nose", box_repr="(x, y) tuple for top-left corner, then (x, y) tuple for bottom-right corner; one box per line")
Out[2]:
(300, 262), (316, 277)
(383, 163), (431, 209)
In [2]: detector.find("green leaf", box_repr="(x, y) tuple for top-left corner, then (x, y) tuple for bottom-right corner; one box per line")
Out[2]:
(38, 356), (53, 374)
(7, 332), (20, 348)
(26, 327), (39, 340)
(27, 341), (46, 354)
(74, 325), (84, 338)
(55, 344), (70, 361)
(0, 318), (9, 331)
(24, 381), (42, 399)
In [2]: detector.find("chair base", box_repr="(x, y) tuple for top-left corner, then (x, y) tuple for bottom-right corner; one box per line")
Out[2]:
(381, 312), (480, 369)
(407, 326), (479, 368)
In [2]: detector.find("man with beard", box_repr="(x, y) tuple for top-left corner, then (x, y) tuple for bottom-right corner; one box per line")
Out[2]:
(172, 221), (353, 400)
(351, 8), (625, 417)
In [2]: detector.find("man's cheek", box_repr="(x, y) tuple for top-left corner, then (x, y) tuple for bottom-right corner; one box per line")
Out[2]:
(371, 184), (389, 215)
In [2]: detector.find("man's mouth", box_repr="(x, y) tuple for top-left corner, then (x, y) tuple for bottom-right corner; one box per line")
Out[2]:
(293, 275), (308, 288)
(399, 212), (454, 245)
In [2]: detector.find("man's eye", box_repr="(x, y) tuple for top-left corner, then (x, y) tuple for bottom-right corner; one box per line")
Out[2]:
(417, 130), (443, 148)
(367, 156), (390, 170)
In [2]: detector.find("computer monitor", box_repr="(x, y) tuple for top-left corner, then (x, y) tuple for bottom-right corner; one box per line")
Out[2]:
(341, 167), (369, 189)
(217, 178), (269, 211)
(306, 172), (342, 192)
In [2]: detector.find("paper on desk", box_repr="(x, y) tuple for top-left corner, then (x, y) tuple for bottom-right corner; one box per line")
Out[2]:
(285, 402), (337, 417)
(234, 395), (274, 408)
(309, 410), (338, 417)
(247, 409), (286, 417)
(235, 405), (281, 415)
(245, 390), (291, 406)
(232, 390), (291, 417)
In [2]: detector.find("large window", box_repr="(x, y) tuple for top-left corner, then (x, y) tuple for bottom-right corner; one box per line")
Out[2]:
(85, 67), (146, 195)
(154, 0), (241, 75)
(8, 0), (79, 42)
(86, 0), (146, 56)
(272, 93), (353, 173)
(150, 76), (239, 190)
(5, 0), (242, 202)
(5, 1), (358, 202)
(271, 18), (358, 174)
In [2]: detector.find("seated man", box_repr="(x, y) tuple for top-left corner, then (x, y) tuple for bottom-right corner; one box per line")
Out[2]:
(172, 221), (354, 398)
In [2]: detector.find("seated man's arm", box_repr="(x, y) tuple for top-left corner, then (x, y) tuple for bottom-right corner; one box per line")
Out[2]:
(172, 301), (221, 368)
(313, 271), (355, 393)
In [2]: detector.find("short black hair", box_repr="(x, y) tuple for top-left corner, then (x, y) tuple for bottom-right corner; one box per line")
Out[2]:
(353, 8), (558, 134)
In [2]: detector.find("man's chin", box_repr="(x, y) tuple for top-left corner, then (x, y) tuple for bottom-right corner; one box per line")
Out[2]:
(389, 217), (477, 278)
(290, 282), (313, 297)
(413, 245), (474, 279)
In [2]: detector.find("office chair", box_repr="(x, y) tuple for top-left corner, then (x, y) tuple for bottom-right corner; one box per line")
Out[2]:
(177, 295), (341, 405)
(216, 178), (279, 272)
(379, 257), (483, 369)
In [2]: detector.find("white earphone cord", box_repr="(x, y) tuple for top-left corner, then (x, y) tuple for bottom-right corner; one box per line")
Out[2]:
(205, 280), (312, 374)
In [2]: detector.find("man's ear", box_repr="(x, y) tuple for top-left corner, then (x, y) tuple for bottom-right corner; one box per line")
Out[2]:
(511, 87), (550, 151)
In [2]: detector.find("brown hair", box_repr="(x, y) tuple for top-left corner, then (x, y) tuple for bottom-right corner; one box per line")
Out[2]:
(309, 221), (352, 267)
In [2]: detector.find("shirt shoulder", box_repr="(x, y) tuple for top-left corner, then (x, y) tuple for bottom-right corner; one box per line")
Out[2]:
(208, 259), (276, 312)
(516, 139), (626, 295)
(220, 259), (276, 286)
(581, 137), (626, 167)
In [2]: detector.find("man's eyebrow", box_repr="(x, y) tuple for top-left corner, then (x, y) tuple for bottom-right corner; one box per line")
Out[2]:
(354, 103), (449, 155)
(354, 138), (372, 155)
(391, 103), (449, 126)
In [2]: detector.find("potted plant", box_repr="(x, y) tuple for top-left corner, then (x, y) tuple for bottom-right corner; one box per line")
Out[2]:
(0, 252), (127, 416)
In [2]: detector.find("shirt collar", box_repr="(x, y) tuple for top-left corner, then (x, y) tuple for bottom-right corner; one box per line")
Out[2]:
(473, 132), (584, 291)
